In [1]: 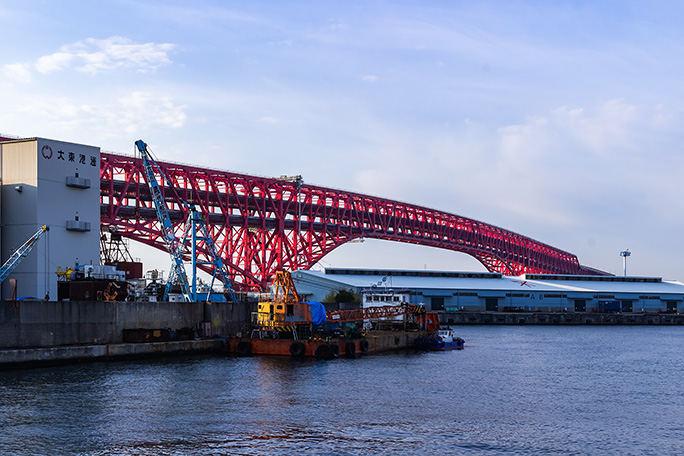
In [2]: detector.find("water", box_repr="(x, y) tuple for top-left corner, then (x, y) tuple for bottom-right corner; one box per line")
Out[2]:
(1, 326), (683, 455)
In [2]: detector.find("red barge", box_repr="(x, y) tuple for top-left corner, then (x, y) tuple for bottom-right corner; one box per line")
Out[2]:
(225, 271), (439, 359)
(226, 330), (430, 359)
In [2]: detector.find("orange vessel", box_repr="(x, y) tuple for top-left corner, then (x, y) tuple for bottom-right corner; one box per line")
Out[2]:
(225, 271), (439, 359)
(227, 330), (424, 359)
(227, 271), (439, 359)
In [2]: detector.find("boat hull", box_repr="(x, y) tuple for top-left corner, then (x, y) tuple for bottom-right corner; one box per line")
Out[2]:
(427, 341), (464, 351)
(227, 331), (424, 358)
(416, 335), (465, 351)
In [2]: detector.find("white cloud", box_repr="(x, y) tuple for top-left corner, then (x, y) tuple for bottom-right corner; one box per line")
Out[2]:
(3, 91), (186, 139)
(35, 52), (76, 74)
(548, 100), (640, 155)
(5, 36), (174, 78)
(344, 99), (684, 232)
(74, 37), (174, 74)
(3, 63), (32, 82)
(118, 92), (187, 132)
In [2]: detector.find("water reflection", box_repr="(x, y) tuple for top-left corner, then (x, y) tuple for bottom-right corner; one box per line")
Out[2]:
(1, 327), (684, 454)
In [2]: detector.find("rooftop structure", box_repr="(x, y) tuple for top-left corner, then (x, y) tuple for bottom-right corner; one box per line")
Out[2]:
(292, 268), (684, 313)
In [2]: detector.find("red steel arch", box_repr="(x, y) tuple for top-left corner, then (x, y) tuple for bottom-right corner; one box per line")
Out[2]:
(100, 152), (600, 290)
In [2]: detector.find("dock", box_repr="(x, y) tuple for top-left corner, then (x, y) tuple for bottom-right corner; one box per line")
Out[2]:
(442, 311), (684, 325)
(0, 339), (224, 369)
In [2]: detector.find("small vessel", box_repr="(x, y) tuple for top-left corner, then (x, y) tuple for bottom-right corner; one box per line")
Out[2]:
(416, 328), (465, 351)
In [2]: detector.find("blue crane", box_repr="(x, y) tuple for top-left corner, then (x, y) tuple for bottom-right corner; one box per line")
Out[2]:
(183, 206), (239, 302)
(135, 140), (192, 302)
(135, 140), (239, 302)
(0, 225), (50, 283)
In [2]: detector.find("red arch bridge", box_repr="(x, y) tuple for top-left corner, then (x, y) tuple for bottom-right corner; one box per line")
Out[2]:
(100, 152), (602, 290)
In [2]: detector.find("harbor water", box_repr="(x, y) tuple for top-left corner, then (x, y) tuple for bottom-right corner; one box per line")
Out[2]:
(1, 326), (683, 455)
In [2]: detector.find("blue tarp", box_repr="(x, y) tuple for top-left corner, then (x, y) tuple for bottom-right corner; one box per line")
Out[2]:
(307, 301), (327, 325)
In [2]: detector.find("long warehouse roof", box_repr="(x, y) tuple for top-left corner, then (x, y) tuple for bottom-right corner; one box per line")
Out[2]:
(294, 268), (684, 296)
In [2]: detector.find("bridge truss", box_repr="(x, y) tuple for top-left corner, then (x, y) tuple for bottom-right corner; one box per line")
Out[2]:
(100, 152), (597, 290)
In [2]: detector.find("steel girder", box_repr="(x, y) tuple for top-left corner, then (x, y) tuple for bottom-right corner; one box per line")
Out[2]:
(100, 152), (594, 290)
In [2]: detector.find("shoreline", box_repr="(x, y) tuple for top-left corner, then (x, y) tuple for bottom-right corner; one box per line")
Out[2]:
(3, 311), (684, 369)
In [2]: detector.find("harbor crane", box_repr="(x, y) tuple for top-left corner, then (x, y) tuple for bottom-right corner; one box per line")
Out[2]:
(182, 205), (239, 303)
(135, 139), (192, 302)
(134, 140), (238, 302)
(0, 225), (50, 283)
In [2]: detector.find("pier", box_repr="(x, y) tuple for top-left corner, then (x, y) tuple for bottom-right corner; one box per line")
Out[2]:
(441, 311), (684, 325)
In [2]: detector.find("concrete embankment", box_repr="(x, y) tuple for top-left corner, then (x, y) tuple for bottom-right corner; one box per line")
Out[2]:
(0, 339), (225, 369)
(441, 311), (684, 325)
(0, 299), (252, 348)
(0, 299), (253, 369)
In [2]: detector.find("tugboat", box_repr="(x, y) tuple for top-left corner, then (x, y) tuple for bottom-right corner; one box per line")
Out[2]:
(416, 328), (465, 351)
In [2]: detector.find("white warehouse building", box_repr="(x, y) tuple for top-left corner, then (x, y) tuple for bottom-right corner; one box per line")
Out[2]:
(0, 137), (101, 300)
(291, 268), (684, 314)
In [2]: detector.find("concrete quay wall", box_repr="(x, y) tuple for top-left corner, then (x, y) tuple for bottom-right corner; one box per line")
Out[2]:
(441, 311), (684, 325)
(0, 300), (252, 349)
(0, 339), (224, 369)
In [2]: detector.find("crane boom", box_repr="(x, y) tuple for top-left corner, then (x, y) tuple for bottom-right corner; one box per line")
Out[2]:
(327, 303), (422, 323)
(0, 225), (50, 282)
(135, 140), (191, 302)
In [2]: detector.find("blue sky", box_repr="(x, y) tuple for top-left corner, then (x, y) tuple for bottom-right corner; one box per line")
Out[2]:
(2, 1), (683, 279)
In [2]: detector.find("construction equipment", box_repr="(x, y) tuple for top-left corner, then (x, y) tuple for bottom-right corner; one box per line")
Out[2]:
(255, 270), (423, 334)
(135, 139), (239, 302)
(182, 205), (239, 302)
(255, 270), (313, 338)
(0, 225), (50, 283)
(327, 303), (424, 323)
(55, 264), (84, 281)
(271, 270), (300, 303)
(135, 139), (192, 302)
(100, 225), (134, 264)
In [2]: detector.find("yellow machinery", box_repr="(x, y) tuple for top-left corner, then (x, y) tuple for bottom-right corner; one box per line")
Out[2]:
(55, 266), (76, 281)
(256, 271), (311, 329)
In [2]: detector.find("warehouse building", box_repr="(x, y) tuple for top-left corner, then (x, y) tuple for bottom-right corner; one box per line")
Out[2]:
(0, 137), (101, 300)
(291, 268), (684, 313)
